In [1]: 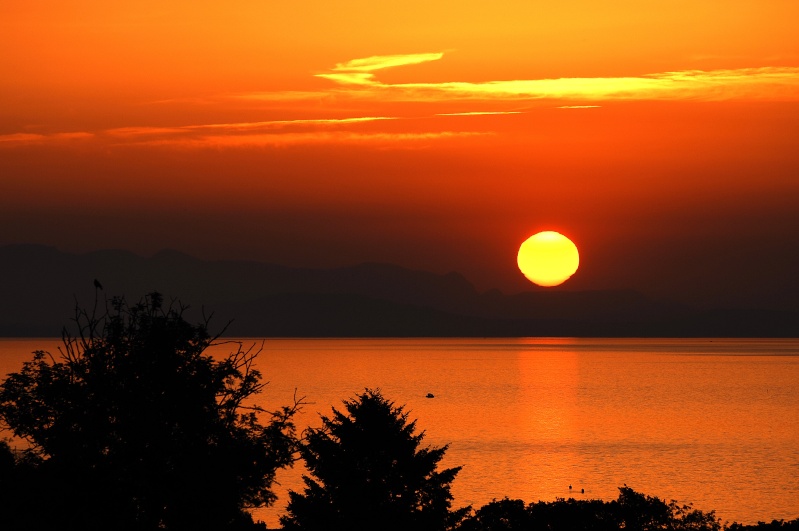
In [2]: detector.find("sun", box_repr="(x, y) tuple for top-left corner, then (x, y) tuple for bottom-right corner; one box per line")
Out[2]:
(517, 231), (579, 287)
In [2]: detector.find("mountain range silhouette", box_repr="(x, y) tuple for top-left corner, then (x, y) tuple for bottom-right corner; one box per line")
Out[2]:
(1, 244), (796, 337)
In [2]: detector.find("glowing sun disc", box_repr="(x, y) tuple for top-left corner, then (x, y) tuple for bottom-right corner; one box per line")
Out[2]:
(517, 231), (579, 287)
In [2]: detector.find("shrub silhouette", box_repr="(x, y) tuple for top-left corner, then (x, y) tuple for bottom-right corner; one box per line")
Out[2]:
(280, 388), (468, 531)
(0, 292), (299, 531)
(458, 486), (721, 531)
(457, 497), (534, 531)
(730, 521), (799, 531)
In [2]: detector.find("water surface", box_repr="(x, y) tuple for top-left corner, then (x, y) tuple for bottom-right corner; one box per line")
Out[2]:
(3, 337), (798, 526)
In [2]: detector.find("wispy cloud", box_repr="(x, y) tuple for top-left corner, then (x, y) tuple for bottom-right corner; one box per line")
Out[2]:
(331, 53), (444, 73)
(120, 130), (488, 149)
(2, 113), (484, 150)
(393, 67), (799, 101)
(102, 116), (483, 148)
(6, 52), (797, 151)
(313, 53), (799, 102)
(317, 52), (445, 87)
(106, 116), (396, 138)
(236, 54), (799, 105)
(0, 132), (94, 146)
(106, 127), (187, 138)
(436, 111), (523, 116)
(315, 72), (378, 86)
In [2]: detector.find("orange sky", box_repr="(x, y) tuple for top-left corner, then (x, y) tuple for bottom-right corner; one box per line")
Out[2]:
(2, 0), (798, 308)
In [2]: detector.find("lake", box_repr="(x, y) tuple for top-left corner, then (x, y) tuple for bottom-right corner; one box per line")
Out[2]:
(2, 337), (798, 527)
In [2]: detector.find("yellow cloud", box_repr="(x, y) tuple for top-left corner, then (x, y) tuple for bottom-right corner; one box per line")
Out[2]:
(7, 54), (797, 152)
(315, 72), (379, 86)
(314, 53), (446, 88)
(386, 68), (799, 101)
(331, 53), (444, 72)
(315, 53), (799, 102)
(436, 111), (523, 116)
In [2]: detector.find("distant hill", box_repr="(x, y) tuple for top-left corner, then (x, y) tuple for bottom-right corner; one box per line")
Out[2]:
(0, 244), (796, 337)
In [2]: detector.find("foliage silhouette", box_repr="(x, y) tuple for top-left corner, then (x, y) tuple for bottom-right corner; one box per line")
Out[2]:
(280, 388), (469, 531)
(456, 497), (534, 531)
(457, 486), (722, 531)
(0, 292), (299, 531)
(728, 521), (799, 531)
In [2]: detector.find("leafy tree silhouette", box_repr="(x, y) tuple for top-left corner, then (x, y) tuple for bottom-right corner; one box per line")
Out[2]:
(456, 497), (533, 531)
(0, 292), (299, 531)
(280, 388), (469, 531)
(612, 485), (720, 531)
(728, 520), (799, 531)
(457, 486), (721, 531)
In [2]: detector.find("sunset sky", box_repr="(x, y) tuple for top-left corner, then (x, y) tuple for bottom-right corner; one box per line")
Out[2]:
(2, 0), (798, 309)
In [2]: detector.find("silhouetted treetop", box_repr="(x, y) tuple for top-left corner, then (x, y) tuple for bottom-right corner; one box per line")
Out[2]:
(281, 388), (468, 531)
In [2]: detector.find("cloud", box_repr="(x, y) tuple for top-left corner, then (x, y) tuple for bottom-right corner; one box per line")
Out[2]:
(314, 54), (799, 103)
(316, 52), (445, 87)
(106, 116), (396, 138)
(6, 53), (796, 152)
(331, 53), (444, 73)
(0, 133), (45, 144)
(236, 55), (799, 105)
(436, 111), (523, 116)
(395, 68), (799, 101)
(316, 72), (379, 86)
(0, 117), (413, 149)
(3, 114), (478, 150)
(118, 130), (488, 149)
(231, 90), (335, 102)
(101, 116), (484, 148)
(0, 132), (94, 146)
(106, 127), (187, 138)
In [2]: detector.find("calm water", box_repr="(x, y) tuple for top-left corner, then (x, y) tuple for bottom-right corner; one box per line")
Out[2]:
(2, 338), (798, 527)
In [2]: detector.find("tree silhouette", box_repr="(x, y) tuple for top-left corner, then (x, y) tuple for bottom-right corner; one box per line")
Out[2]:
(456, 497), (533, 531)
(280, 388), (468, 531)
(457, 486), (721, 531)
(728, 520), (799, 531)
(0, 292), (299, 530)
(612, 485), (720, 531)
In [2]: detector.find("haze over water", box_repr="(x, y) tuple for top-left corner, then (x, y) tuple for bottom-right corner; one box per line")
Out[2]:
(3, 338), (798, 527)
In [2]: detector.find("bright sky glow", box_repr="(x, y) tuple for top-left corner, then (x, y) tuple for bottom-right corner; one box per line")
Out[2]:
(1, 0), (798, 305)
